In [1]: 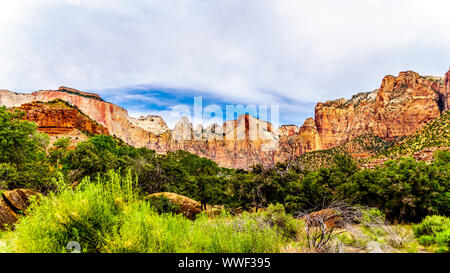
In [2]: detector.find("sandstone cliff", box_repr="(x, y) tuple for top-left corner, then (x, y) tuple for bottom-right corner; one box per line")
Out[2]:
(0, 87), (285, 168)
(15, 100), (110, 146)
(17, 100), (109, 136)
(167, 115), (280, 169)
(0, 87), (156, 149)
(315, 71), (446, 150)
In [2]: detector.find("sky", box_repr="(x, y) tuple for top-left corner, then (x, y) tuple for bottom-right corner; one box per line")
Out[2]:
(1, 0), (450, 127)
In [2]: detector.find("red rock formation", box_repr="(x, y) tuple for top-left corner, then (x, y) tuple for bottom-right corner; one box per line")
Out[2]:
(168, 115), (280, 169)
(298, 118), (322, 153)
(316, 71), (444, 149)
(58, 86), (102, 100)
(444, 68), (450, 111)
(3, 189), (40, 213)
(280, 125), (299, 137)
(277, 118), (322, 163)
(17, 100), (109, 136)
(0, 87), (152, 148)
(1, 69), (448, 169)
(374, 71), (443, 139)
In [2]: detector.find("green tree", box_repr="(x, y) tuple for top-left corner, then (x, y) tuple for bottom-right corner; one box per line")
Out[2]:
(0, 107), (48, 165)
(0, 107), (53, 191)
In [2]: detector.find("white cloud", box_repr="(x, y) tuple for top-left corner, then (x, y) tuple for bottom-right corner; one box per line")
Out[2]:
(1, 0), (450, 122)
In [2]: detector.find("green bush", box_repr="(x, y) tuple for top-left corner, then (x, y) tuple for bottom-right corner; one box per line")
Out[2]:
(146, 195), (180, 215)
(244, 204), (299, 239)
(6, 170), (288, 253)
(0, 107), (54, 192)
(435, 229), (450, 250)
(417, 235), (435, 246)
(413, 215), (450, 252)
(103, 209), (285, 253)
(8, 170), (136, 253)
(412, 215), (450, 237)
(360, 208), (386, 224)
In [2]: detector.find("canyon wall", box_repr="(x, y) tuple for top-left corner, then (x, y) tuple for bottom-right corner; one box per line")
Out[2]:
(0, 87), (291, 168)
(0, 87), (160, 149)
(1, 69), (449, 169)
(17, 100), (109, 136)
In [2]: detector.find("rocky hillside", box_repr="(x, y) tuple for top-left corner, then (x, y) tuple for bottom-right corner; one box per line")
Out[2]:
(298, 110), (449, 170)
(17, 100), (109, 136)
(0, 68), (449, 169)
(365, 109), (450, 167)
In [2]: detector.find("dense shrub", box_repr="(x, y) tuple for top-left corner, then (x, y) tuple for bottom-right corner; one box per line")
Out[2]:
(413, 215), (450, 252)
(244, 204), (299, 239)
(0, 107), (55, 192)
(146, 195), (180, 215)
(435, 229), (450, 250)
(5, 171), (288, 253)
(283, 152), (450, 222)
(417, 235), (435, 246)
(412, 215), (450, 237)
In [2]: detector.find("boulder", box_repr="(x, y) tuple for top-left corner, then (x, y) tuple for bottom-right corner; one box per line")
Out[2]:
(0, 189), (40, 230)
(147, 192), (202, 220)
(3, 189), (40, 212)
(0, 197), (18, 230)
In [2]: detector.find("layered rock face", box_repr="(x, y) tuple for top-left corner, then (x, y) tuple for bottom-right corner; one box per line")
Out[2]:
(298, 118), (322, 153)
(167, 114), (281, 169)
(17, 100), (109, 136)
(315, 71), (445, 149)
(0, 87), (287, 168)
(0, 87), (154, 148)
(279, 125), (299, 137)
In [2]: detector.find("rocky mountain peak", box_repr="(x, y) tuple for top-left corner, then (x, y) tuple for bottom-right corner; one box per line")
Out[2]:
(173, 117), (194, 141)
(129, 114), (169, 135)
(58, 86), (103, 100)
